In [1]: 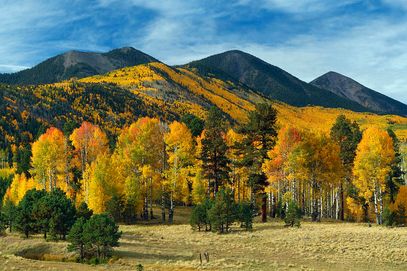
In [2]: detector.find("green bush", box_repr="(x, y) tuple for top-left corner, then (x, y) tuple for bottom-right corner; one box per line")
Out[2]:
(284, 201), (302, 227)
(0, 211), (6, 235)
(383, 205), (406, 227)
(237, 202), (253, 231)
(207, 189), (235, 233)
(190, 204), (208, 231)
(68, 213), (121, 261)
(1, 200), (16, 232)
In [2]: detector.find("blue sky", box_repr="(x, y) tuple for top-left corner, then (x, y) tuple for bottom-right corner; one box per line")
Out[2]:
(1, 0), (407, 103)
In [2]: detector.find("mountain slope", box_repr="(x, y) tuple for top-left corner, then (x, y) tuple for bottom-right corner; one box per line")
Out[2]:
(183, 50), (368, 112)
(0, 47), (157, 85)
(311, 71), (407, 116)
(0, 61), (406, 157)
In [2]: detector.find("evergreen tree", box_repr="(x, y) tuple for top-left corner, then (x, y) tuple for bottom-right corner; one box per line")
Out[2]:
(386, 129), (404, 202)
(76, 202), (93, 221)
(190, 204), (208, 231)
(46, 189), (76, 240)
(181, 113), (204, 137)
(68, 217), (87, 261)
(330, 115), (362, 220)
(207, 189), (235, 233)
(1, 200), (16, 232)
(284, 201), (302, 227)
(237, 103), (277, 222)
(237, 202), (253, 230)
(15, 189), (47, 238)
(83, 214), (121, 259)
(200, 107), (230, 197)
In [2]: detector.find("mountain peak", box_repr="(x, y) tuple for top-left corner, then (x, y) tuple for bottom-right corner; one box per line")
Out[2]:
(184, 52), (368, 112)
(311, 72), (407, 116)
(0, 47), (157, 85)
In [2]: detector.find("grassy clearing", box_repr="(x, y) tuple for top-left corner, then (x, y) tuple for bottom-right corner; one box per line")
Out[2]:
(1, 208), (407, 270)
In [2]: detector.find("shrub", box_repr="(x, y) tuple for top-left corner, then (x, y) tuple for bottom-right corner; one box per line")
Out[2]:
(237, 202), (253, 231)
(106, 195), (124, 222)
(190, 204), (208, 231)
(68, 213), (121, 261)
(276, 200), (286, 219)
(207, 189), (235, 233)
(383, 204), (406, 227)
(1, 200), (17, 232)
(284, 201), (302, 227)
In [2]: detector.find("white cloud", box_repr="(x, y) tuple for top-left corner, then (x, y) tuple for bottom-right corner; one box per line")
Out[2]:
(0, 0), (405, 104)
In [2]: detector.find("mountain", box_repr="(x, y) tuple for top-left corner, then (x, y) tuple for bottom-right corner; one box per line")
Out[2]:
(183, 50), (368, 112)
(0, 60), (406, 162)
(0, 47), (157, 85)
(311, 71), (407, 116)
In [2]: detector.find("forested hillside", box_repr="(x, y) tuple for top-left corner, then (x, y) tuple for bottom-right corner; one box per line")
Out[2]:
(0, 57), (406, 269)
(0, 61), (406, 176)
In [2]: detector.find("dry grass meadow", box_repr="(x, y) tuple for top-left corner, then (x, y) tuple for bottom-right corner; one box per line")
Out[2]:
(1, 207), (407, 271)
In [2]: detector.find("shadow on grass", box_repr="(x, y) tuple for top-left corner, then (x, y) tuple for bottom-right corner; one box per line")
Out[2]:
(115, 241), (194, 262)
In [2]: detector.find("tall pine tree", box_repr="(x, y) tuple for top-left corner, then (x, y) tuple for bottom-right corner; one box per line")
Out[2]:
(330, 115), (362, 220)
(200, 107), (230, 198)
(237, 103), (277, 222)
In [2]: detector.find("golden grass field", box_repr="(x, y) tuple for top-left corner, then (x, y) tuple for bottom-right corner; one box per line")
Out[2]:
(1, 207), (407, 271)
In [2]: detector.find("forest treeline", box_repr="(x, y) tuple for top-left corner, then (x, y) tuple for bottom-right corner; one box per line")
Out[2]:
(0, 103), (406, 230)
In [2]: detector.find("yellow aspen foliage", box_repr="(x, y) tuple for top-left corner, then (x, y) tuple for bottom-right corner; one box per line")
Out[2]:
(114, 117), (165, 216)
(353, 127), (395, 224)
(346, 196), (365, 221)
(191, 132), (207, 204)
(70, 121), (109, 202)
(263, 126), (302, 185)
(31, 127), (69, 192)
(3, 173), (37, 204)
(84, 153), (116, 214)
(70, 121), (109, 175)
(165, 121), (195, 205)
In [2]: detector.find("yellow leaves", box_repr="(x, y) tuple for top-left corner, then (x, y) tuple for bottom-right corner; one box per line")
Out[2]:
(353, 127), (395, 199)
(164, 121), (195, 204)
(79, 64), (164, 87)
(3, 173), (37, 205)
(274, 103), (407, 141)
(165, 121), (194, 166)
(31, 127), (68, 191)
(84, 153), (116, 214)
(70, 121), (109, 172)
(346, 196), (364, 221)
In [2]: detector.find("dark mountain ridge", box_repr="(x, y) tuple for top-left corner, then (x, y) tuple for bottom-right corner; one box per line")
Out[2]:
(0, 47), (157, 85)
(183, 50), (369, 112)
(311, 71), (407, 116)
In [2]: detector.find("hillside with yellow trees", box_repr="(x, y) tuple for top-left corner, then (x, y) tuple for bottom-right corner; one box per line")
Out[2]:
(79, 62), (407, 140)
(0, 60), (405, 178)
(0, 57), (407, 270)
